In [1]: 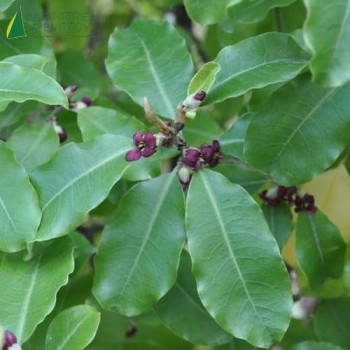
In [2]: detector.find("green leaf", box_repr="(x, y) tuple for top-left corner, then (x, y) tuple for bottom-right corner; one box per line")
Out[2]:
(93, 172), (185, 316)
(77, 106), (144, 142)
(245, 76), (350, 185)
(313, 299), (350, 348)
(204, 32), (309, 105)
(262, 204), (293, 249)
(188, 62), (221, 95)
(7, 122), (59, 172)
(30, 135), (132, 242)
(0, 237), (74, 344)
(0, 62), (68, 109)
(0, 101), (39, 139)
(289, 341), (347, 350)
(3, 54), (57, 78)
(220, 113), (253, 160)
(0, 142), (41, 252)
(0, 20), (53, 61)
(106, 20), (194, 118)
(214, 164), (267, 194)
(155, 251), (231, 346)
(223, 0), (296, 25)
(296, 211), (346, 291)
(303, 0), (350, 87)
(183, 0), (241, 25)
(46, 305), (100, 350)
(186, 169), (292, 348)
(77, 106), (161, 182)
(0, 0), (16, 11)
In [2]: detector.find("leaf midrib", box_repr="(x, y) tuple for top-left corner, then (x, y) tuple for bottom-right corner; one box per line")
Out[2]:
(199, 172), (271, 339)
(54, 314), (90, 350)
(41, 148), (128, 212)
(274, 89), (336, 161)
(16, 255), (42, 341)
(134, 32), (175, 116)
(119, 172), (176, 297)
(211, 57), (306, 96)
(307, 214), (325, 267)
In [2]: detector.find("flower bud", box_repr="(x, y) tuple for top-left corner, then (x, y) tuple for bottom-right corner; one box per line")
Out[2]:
(177, 165), (192, 184)
(182, 90), (206, 112)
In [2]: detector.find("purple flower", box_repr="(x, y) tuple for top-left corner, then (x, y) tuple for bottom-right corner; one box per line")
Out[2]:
(125, 132), (157, 162)
(183, 148), (201, 170)
(194, 91), (206, 101)
(200, 140), (222, 167)
(81, 96), (92, 107)
(3, 330), (17, 349)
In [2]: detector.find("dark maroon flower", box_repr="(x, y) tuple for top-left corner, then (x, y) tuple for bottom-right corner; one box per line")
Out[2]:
(125, 132), (158, 162)
(81, 96), (92, 106)
(294, 193), (317, 214)
(3, 330), (17, 349)
(125, 148), (142, 161)
(58, 129), (68, 143)
(200, 140), (222, 167)
(183, 148), (201, 169)
(260, 185), (317, 214)
(194, 91), (207, 101)
(143, 132), (156, 147)
(142, 146), (156, 157)
(133, 132), (143, 144)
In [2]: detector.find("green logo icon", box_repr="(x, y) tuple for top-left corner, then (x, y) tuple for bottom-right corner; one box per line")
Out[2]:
(6, 6), (26, 39)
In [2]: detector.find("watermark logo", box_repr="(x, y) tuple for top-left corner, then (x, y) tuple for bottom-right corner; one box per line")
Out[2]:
(5, 1), (93, 39)
(6, 6), (26, 39)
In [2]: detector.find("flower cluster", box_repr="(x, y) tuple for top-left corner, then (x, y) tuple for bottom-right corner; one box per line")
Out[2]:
(178, 140), (222, 189)
(126, 132), (161, 161)
(260, 186), (317, 214)
(2, 330), (19, 350)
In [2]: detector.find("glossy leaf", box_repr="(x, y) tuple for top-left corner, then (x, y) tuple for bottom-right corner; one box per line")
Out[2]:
(245, 77), (350, 185)
(0, 237), (74, 344)
(46, 305), (100, 350)
(183, 0), (241, 25)
(4, 54), (56, 78)
(7, 122), (59, 172)
(77, 107), (162, 182)
(77, 106), (144, 142)
(188, 62), (221, 95)
(296, 211), (346, 291)
(313, 299), (350, 348)
(186, 169), (292, 348)
(0, 101), (39, 139)
(106, 20), (194, 118)
(93, 172), (185, 316)
(215, 164), (267, 194)
(303, 0), (350, 87)
(0, 0), (16, 11)
(155, 251), (231, 346)
(262, 204), (293, 249)
(0, 62), (67, 109)
(224, 0), (296, 25)
(0, 142), (41, 252)
(204, 33), (309, 105)
(30, 135), (132, 241)
(289, 341), (347, 350)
